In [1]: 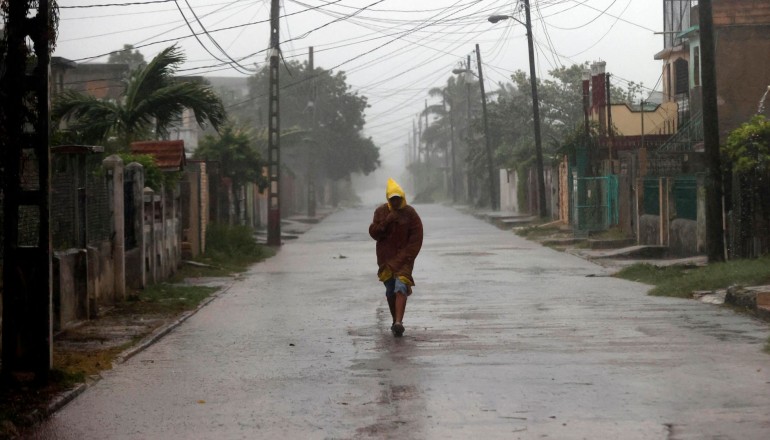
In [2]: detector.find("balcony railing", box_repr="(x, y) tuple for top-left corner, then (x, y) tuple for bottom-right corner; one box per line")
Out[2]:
(656, 109), (703, 153)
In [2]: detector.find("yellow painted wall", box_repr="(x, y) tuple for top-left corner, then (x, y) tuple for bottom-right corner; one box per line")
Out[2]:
(591, 102), (679, 136)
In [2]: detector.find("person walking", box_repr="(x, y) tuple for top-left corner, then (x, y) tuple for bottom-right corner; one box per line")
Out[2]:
(368, 178), (423, 337)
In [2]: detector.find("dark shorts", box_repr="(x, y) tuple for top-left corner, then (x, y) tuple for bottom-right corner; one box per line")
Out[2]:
(384, 277), (410, 300)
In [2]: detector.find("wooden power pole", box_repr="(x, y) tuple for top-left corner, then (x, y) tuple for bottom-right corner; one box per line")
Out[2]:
(475, 44), (497, 210)
(1, 0), (54, 382)
(699, 0), (726, 262)
(267, 0), (282, 246)
(307, 47), (316, 218)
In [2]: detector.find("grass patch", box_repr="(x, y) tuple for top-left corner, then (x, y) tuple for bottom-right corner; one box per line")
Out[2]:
(515, 225), (562, 239)
(175, 224), (275, 279)
(126, 283), (219, 314)
(615, 256), (770, 298)
(589, 227), (631, 241)
(171, 224), (275, 281)
(53, 347), (126, 383)
(206, 223), (273, 262)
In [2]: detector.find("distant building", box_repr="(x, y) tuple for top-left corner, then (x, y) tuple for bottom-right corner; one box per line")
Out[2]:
(205, 76), (250, 102)
(656, 0), (770, 144)
(55, 61), (130, 101)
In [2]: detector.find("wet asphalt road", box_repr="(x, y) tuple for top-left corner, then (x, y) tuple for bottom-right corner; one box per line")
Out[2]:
(29, 205), (770, 439)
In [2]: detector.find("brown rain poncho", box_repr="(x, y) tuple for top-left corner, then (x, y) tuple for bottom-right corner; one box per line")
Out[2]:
(368, 178), (423, 287)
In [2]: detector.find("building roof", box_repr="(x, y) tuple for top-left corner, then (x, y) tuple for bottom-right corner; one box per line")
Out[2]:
(130, 140), (186, 171)
(51, 144), (105, 154)
(676, 25), (699, 40)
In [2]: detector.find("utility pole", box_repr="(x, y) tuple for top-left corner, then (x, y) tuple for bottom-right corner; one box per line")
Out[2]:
(476, 44), (497, 210)
(418, 112), (423, 164)
(699, 0), (725, 262)
(306, 47), (316, 218)
(466, 54), (473, 203)
(1, 0), (53, 382)
(266, 0), (282, 246)
(412, 119), (417, 164)
(523, 0), (547, 218)
(424, 99), (429, 164)
(582, 70), (590, 139)
(447, 88), (458, 203)
(489, 1), (546, 216)
(639, 99), (647, 148)
(606, 72), (614, 169)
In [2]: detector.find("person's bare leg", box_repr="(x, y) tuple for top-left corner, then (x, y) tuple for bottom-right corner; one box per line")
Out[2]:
(387, 296), (396, 324)
(395, 293), (407, 323)
(393, 292), (408, 336)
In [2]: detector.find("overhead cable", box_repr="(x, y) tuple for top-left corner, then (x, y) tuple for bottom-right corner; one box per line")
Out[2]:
(60, 0), (174, 8)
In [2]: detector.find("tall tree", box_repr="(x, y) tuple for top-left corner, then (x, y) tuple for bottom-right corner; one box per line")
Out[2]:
(239, 60), (379, 182)
(194, 125), (266, 190)
(108, 44), (146, 71)
(53, 45), (226, 150)
(194, 125), (266, 220)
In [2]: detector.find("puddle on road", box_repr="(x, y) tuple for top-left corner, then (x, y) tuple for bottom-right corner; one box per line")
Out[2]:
(441, 251), (496, 257)
(439, 312), (501, 320)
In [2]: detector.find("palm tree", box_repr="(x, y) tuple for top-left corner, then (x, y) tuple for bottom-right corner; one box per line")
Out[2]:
(53, 45), (226, 149)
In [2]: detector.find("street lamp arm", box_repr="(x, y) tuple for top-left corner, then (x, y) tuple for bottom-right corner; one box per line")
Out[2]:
(488, 14), (525, 26)
(452, 68), (478, 78)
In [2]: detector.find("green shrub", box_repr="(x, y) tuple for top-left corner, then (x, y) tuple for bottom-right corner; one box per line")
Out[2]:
(117, 153), (179, 191)
(202, 223), (275, 271)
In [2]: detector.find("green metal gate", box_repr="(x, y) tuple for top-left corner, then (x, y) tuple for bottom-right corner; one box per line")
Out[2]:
(642, 175), (697, 220)
(574, 175), (619, 233)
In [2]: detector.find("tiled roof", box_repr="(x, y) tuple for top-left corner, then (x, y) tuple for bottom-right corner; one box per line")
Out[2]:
(130, 140), (186, 171)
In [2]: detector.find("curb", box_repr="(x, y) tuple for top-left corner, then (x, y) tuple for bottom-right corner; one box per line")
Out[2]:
(43, 279), (237, 417)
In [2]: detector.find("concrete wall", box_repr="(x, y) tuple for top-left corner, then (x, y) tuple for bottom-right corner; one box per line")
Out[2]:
(506, 165), (559, 218)
(143, 186), (182, 284)
(639, 214), (661, 247)
(53, 249), (88, 331)
(669, 218), (699, 256)
(181, 161), (207, 259)
(499, 169), (519, 213)
(125, 163), (146, 290)
(51, 156), (186, 327)
(91, 240), (116, 306)
(639, 215), (701, 257)
(104, 155), (126, 301)
(610, 102), (679, 136)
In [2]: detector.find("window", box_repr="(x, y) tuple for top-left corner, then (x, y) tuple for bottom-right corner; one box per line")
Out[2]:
(674, 58), (689, 95)
(693, 47), (701, 87)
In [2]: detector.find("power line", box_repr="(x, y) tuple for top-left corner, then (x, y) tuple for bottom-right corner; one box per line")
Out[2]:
(60, 0), (174, 8)
(176, 0), (255, 73)
(60, 0), (253, 20)
(564, 0), (633, 58)
(67, 0), (342, 62)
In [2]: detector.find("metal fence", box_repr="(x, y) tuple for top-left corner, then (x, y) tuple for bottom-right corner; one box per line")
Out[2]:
(50, 153), (112, 250)
(642, 175), (697, 221)
(574, 175), (618, 234)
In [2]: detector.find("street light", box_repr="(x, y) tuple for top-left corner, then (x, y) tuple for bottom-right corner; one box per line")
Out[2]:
(489, 0), (547, 218)
(451, 45), (497, 210)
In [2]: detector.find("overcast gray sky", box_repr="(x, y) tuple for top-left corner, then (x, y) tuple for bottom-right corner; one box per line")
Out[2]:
(57, 0), (665, 170)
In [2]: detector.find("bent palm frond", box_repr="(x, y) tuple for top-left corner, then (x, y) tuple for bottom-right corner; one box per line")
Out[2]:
(52, 90), (120, 143)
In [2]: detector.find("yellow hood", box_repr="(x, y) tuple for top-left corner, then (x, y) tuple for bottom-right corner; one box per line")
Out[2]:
(386, 178), (407, 210)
